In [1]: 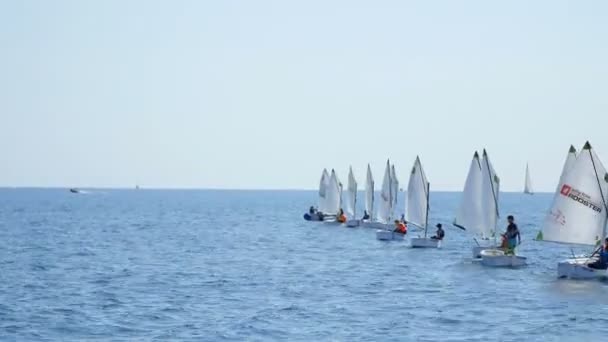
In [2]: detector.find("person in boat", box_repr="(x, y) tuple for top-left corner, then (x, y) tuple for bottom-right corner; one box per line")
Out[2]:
(588, 238), (608, 270)
(503, 215), (521, 254)
(361, 210), (370, 221)
(431, 223), (445, 240)
(309, 206), (316, 215)
(393, 220), (407, 235)
(337, 209), (347, 223)
(316, 211), (325, 220)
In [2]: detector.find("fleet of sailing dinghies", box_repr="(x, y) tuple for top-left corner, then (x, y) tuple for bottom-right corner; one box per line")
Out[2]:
(537, 142), (608, 279)
(303, 141), (608, 277)
(524, 163), (534, 195)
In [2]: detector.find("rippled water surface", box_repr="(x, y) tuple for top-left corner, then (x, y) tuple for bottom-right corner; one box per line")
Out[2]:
(1, 189), (608, 341)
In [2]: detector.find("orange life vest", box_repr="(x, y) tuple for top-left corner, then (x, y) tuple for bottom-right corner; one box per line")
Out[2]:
(397, 222), (407, 234)
(338, 214), (346, 223)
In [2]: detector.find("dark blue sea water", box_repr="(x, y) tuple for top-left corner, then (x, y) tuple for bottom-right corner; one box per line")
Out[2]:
(1, 189), (608, 341)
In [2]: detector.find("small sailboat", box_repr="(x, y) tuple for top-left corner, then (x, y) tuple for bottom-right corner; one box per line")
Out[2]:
(69, 188), (81, 194)
(478, 149), (527, 267)
(453, 151), (494, 258)
(524, 163), (534, 195)
(408, 157), (438, 248)
(375, 160), (403, 240)
(323, 169), (343, 223)
(537, 142), (608, 279)
(303, 169), (330, 221)
(345, 167), (360, 227)
(357, 164), (375, 227)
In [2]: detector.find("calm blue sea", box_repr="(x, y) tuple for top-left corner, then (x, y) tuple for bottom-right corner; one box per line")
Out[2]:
(1, 189), (608, 341)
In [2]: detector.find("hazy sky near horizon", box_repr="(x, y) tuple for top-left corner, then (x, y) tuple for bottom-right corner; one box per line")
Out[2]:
(1, 0), (607, 191)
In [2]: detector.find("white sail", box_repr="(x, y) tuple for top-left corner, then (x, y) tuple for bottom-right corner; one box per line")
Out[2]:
(556, 145), (578, 194)
(318, 169), (330, 213)
(365, 164), (374, 219)
(524, 163), (534, 194)
(406, 156), (430, 230)
(454, 152), (486, 237)
(345, 166), (357, 218)
(325, 169), (342, 215)
(480, 150), (500, 239)
(391, 164), (399, 207)
(540, 142), (608, 245)
(376, 160), (393, 223)
(337, 173), (343, 210)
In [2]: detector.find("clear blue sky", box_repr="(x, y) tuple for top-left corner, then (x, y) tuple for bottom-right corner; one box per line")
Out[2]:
(1, 0), (607, 191)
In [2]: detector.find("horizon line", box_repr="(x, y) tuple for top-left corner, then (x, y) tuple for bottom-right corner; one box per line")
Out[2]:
(0, 186), (552, 194)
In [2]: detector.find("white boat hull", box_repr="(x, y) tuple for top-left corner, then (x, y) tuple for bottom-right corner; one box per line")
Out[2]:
(557, 258), (608, 280)
(472, 245), (498, 259)
(376, 230), (405, 241)
(480, 249), (527, 267)
(303, 213), (323, 221)
(346, 219), (360, 228)
(411, 237), (440, 248)
(362, 221), (392, 230)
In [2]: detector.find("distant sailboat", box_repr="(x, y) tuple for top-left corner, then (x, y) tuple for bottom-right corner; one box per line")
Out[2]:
(365, 164), (374, 221)
(407, 157), (439, 248)
(375, 160), (403, 240)
(376, 160), (394, 225)
(524, 163), (534, 195)
(538, 142), (608, 279)
(325, 169), (342, 219)
(345, 167), (360, 227)
(303, 169), (330, 221)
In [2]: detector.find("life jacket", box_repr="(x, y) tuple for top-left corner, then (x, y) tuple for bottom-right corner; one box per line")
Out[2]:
(397, 222), (407, 234)
(338, 214), (346, 223)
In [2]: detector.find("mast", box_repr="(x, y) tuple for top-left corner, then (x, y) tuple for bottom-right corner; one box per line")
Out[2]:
(371, 176), (374, 220)
(525, 163), (529, 193)
(424, 181), (430, 238)
(371, 177), (374, 221)
(587, 142), (608, 239)
(350, 166), (357, 219)
(354, 179), (357, 219)
(414, 156), (431, 238)
(366, 163), (374, 221)
(483, 149), (500, 245)
(388, 159), (393, 222)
